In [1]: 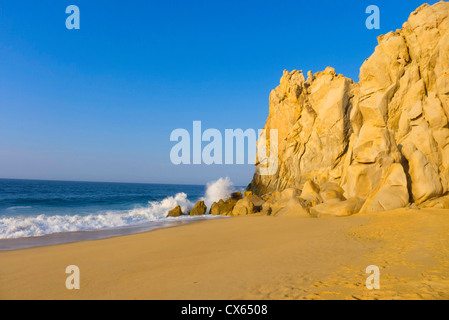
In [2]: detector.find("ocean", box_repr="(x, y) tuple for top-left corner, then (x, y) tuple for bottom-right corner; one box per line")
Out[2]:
(0, 178), (237, 250)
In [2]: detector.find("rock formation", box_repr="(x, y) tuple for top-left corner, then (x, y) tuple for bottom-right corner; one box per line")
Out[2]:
(248, 2), (449, 215)
(190, 201), (207, 216)
(210, 199), (233, 215)
(209, 191), (242, 216)
(232, 192), (265, 216)
(167, 205), (184, 217)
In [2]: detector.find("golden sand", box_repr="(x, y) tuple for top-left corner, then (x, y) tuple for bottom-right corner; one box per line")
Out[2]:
(1, 208), (449, 300)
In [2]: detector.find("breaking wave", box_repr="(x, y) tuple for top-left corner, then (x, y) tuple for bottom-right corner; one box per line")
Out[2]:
(0, 178), (236, 239)
(200, 177), (236, 209)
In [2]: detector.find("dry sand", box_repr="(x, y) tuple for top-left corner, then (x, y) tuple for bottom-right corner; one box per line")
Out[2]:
(1, 208), (449, 300)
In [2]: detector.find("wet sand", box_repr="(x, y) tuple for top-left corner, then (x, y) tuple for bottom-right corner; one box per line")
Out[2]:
(0, 219), (209, 251)
(1, 208), (448, 300)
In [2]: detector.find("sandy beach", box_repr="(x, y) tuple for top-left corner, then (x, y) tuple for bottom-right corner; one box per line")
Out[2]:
(1, 208), (449, 300)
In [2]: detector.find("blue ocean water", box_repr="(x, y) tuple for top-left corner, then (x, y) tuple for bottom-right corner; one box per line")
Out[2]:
(0, 178), (233, 241)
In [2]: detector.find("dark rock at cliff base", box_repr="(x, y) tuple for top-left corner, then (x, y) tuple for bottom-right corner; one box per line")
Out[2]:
(230, 191), (243, 200)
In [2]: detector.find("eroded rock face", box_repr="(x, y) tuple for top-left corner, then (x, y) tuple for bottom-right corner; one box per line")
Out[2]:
(190, 201), (207, 216)
(248, 2), (449, 211)
(210, 198), (238, 216)
(232, 194), (265, 216)
(310, 198), (365, 218)
(232, 198), (255, 216)
(167, 205), (183, 217)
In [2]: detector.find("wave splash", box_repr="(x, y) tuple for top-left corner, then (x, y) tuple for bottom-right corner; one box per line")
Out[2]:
(200, 177), (236, 209)
(0, 177), (236, 239)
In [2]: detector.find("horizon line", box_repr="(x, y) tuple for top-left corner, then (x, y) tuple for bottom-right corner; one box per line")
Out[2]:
(0, 177), (214, 187)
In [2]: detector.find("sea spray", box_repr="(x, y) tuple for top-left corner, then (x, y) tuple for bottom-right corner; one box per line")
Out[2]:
(200, 177), (236, 209)
(148, 177), (236, 215)
(0, 178), (236, 239)
(0, 199), (208, 239)
(147, 192), (194, 217)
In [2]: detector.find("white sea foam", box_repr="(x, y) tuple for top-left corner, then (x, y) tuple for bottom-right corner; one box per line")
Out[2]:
(200, 177), (236, 209)
(0, 178), (235, 239)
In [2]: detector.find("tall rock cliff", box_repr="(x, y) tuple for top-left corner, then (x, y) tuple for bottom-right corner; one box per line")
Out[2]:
(248, 2), (449, 213)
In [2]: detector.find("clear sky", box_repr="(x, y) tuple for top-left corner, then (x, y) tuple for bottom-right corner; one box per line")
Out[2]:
(0, 0), (440, 185)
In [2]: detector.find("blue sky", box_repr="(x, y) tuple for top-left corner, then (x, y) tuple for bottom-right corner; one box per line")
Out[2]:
(0, 0), (440, 185)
